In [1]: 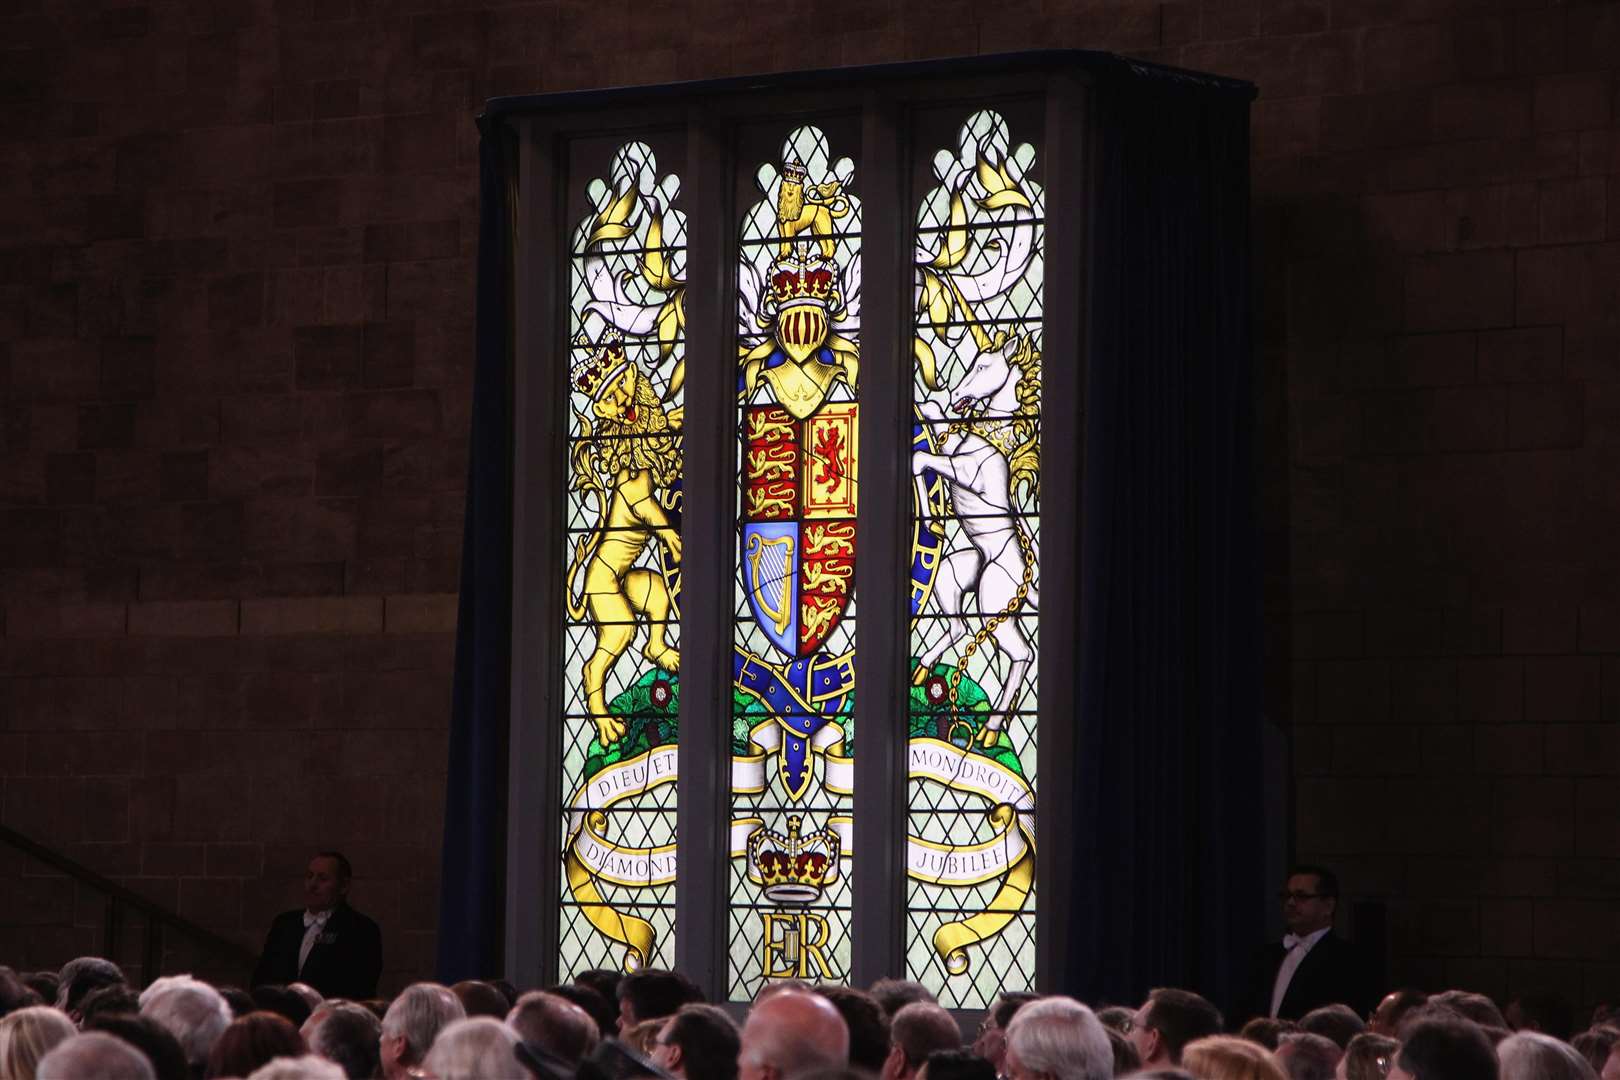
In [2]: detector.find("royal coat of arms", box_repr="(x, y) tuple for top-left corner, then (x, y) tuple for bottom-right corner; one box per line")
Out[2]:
(736, 143), (861, 663)
(725, 126), (866, 996)
(552, 119), (1043, 1002)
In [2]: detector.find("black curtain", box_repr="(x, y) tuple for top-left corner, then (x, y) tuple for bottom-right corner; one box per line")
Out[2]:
(1065, 67), (1264, 1015)
(436, 119), (514, 983)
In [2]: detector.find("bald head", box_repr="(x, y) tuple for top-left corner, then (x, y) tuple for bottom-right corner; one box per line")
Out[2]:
(740, 991), (850, 1079)
(753, 980), (812, 1004)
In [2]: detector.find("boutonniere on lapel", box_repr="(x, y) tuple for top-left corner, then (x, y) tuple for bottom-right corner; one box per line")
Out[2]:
(317, 930), (340, 945)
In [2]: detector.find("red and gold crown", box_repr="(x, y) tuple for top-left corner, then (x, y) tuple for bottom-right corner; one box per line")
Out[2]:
(782, 158), (808, 184)
(770, 254), (837, 307)
(571, 331), (629, 400)
(747, 814), (840, 904)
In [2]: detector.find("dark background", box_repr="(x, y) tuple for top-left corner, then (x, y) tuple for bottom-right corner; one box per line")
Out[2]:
(2, 0), (1616, 1006)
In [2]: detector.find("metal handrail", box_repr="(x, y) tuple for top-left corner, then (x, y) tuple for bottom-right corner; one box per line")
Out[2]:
(0, 823), (257, 978)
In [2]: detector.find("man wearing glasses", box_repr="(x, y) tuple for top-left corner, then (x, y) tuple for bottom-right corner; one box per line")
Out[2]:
(1241, 865), (1374, 1023)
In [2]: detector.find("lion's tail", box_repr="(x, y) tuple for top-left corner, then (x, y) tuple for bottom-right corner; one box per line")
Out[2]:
(564, 528), (598, 621)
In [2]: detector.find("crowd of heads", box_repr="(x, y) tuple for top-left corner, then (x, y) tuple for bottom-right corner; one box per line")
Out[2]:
(4, 955), (1620, 1080)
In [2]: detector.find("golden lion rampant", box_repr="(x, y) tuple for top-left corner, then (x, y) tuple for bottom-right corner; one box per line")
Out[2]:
(568, 347), (683, 747)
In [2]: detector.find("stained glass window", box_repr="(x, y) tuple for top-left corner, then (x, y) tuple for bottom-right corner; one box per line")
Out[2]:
(519, 72), (1083, 1001)
(560, 140), (686, 976)
(728, 125), (861, 1000)
(906, 110), (1043, 1009)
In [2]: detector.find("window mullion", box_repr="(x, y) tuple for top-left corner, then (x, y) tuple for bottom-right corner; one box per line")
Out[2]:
(1035, 75), (1088, 993)
(674, 109), (738, 998)
(508, 118), (565, 990)
(851, 94), (910, 990)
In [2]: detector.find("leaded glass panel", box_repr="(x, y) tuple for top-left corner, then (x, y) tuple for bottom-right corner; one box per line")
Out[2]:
(560, 140), (686, 976)
(728, 124), (861, 1001)
(905, 109), (1043, 1009)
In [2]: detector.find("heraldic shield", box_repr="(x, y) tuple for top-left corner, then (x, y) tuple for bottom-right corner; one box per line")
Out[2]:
(741, 401), (857, 658)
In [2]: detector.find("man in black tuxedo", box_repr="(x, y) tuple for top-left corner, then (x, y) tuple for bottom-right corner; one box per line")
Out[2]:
(252, 852), (382, 1000)
(1241, 865), (1374, 1023)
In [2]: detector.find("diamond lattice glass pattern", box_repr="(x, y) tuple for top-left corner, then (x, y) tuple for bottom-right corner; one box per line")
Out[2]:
(729, 125), (862, 1002)
(905, 110), (1042, 1009)
(560, 141), (686, 978)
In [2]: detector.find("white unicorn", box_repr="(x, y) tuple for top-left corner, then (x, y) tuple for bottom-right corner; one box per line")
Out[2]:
(913, 333), (1041, 746)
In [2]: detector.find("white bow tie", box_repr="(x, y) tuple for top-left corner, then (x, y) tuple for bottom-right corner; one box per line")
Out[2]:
(1283, 933), (1304, 949)
(304, 911), (330, 929)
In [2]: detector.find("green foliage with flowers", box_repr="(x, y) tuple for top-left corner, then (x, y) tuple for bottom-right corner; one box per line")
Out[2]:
(584, 670), (680, 777)
(907, 659), (1025, 778)
(585, 661), (1023, 779)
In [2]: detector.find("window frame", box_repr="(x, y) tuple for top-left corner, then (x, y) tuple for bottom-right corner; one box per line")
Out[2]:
(504, 57), (1092, 1011)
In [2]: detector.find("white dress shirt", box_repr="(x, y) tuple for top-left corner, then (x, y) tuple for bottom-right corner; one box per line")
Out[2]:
(1269, 925), (1330, 1017)
(298, 909), (332, 972)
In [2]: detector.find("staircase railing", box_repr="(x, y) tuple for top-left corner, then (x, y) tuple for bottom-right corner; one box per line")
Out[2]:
(0, 823), (257, 986)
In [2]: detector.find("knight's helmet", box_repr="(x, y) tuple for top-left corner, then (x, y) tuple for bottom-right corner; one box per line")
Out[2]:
(768, 251), (836, 364)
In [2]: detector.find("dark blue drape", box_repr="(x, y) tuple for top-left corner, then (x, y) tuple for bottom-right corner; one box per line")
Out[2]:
(1065, 68), (1264, 1015)
(437, 121), (513, 983)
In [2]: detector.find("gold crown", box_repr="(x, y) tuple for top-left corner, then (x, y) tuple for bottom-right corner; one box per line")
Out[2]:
(747, 815), (840, 904)
(782, 158), (808, 184)
(572, 331), (628, 399)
